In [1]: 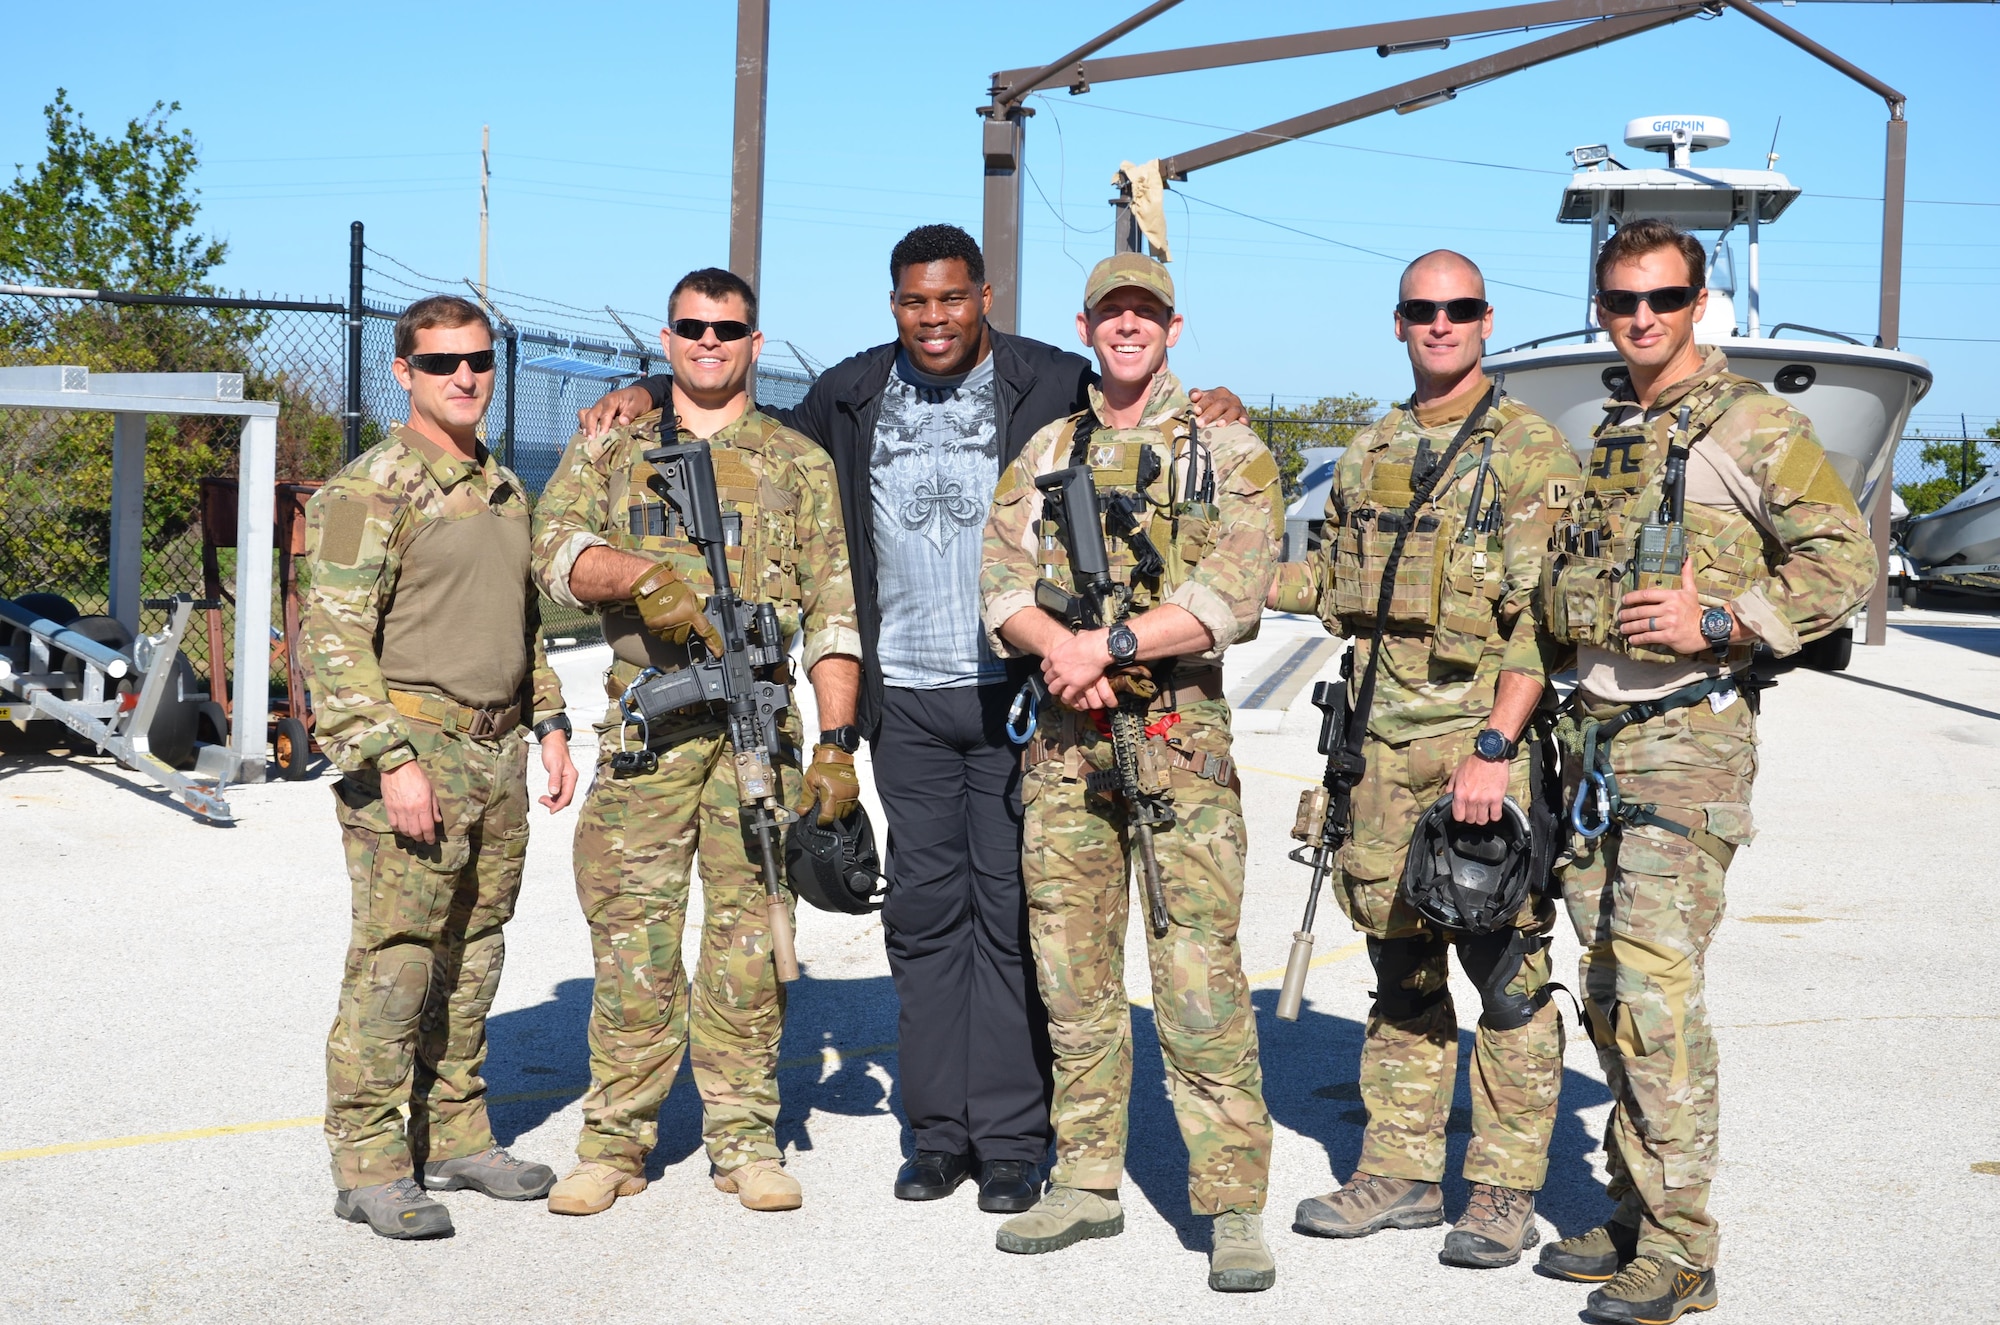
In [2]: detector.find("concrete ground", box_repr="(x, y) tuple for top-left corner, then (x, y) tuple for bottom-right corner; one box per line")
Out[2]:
(2, 607), (1996, 1323)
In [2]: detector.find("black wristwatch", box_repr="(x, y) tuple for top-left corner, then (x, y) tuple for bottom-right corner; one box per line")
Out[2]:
(1106, 622), (1140, 666)
(532, 712), (572, 741)
(819, 724), (861, 754)
(1472, 728), (1518, 762)
(1700, 606), (1734, 660)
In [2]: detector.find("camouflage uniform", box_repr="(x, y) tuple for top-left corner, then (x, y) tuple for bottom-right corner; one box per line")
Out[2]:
(302, 424), (567, 1190)
(1270, 380), (1581, 1190)
(531, 406), (859, 1177)
(982, 371), (1280, 1215)
(1540, 349), (1874, 1269)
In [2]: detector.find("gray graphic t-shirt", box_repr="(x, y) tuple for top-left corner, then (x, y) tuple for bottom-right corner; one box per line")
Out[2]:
(871, 349), (1008, 689)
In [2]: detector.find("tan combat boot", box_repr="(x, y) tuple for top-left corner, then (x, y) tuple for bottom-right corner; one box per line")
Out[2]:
(1293, 1173), (1443, 1238)
(714, 1159), (803, 1211)
(995, 1187), (1124, 1255)
(1208, 1210), (1276, 1292)
(1439, 1182), (1540, 1268)
(547, 1161), (648, 1216)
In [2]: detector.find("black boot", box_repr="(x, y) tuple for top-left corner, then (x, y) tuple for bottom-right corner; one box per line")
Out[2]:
(976, 1159), (1041, 1213)
(894, 1149), (973, 1201)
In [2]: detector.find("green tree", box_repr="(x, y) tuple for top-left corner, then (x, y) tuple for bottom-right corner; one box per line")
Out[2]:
(1246, 393), (1378, 498)
(1896, 423), (2000, 517)
(0, 91), (341, 609)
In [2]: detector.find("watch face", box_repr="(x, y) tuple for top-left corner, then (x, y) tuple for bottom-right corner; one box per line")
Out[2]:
(1476, 730), (1508, 760)
(1109, 624), (1138, 661)
(1701, 608), (1732, 642)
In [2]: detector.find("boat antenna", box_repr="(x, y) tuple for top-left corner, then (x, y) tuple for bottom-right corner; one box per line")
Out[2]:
(1765, 116), (1783, 171)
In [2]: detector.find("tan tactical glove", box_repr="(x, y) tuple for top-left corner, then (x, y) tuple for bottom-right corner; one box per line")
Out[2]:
(800, 743), (860, 825)
(631, 561), (722, 656)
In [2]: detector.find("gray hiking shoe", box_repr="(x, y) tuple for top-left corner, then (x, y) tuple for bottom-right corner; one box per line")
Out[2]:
(1293, 1173), (1443, 1238)
(1208, 1210), (1276, 1292)
(334, 1176), (454, 1240)
(1440, 1182), (1540, 1269)
(1538, 1217), (1640, 1283)
(995, 1187), (1124, 1255)
(423, 1146), (556, 1201)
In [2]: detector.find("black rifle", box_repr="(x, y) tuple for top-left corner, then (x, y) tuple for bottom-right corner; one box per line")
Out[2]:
(1032, 463), (1175, 939)
(626, 440), (800, 983)
(1274, 388), (1493, 1021)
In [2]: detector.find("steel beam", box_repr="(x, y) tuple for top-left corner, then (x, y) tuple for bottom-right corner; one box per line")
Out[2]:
(230, 413), (277, 784)
(109, 413), (147, 633)
(991, 0), (1699, 99)
(982, 110), (1029, 332)
(1160, 7), (1702, 179)
(991, 0), (1187, 106)
(730, 0), (771, 293)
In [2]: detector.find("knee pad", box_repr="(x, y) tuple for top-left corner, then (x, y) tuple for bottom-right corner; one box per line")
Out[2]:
(1456, 928), (1554, 1033)
(1365, 934), (1450, 1023)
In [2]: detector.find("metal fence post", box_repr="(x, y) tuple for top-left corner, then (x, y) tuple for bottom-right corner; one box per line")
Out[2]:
(503, 329), (518, 471)
(345, 221), (364, 462)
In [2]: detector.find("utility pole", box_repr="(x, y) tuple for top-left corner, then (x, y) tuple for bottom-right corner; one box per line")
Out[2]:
(479, 125), (490, 303)
(730, 0), (771, 294)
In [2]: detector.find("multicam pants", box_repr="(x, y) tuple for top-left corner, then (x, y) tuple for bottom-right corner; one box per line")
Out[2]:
(324, 723), (530, 1190)
(1336, 724), (1563, 1191)
(1022, 700), (1272, 1216)
(570, 704), (803, 1177)
(1560, 690), (1757, 1272)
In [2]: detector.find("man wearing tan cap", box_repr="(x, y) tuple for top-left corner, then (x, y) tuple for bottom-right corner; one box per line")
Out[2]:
(978, 251), (1283, 1292)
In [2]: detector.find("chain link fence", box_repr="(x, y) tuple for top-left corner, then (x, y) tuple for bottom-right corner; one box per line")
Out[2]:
(0, 237), (816, 674)
(1892, 413), (2000, 518)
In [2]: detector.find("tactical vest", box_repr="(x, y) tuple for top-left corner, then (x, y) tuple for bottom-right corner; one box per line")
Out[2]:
(1034, 410), (1225, 620)
(600, 410), (805, 670)
(1539, 374), (1769, 665)
(1325, 400), (1519, 669)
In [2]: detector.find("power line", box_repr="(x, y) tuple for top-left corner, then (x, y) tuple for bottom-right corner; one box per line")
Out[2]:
(1172, 189), (1574, 300)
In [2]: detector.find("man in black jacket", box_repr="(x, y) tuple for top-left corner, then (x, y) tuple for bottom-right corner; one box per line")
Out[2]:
(579, 224), (1240, 1212)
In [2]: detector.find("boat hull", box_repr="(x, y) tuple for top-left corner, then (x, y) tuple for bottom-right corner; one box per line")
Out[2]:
(1904, 473), (2000, 571)
(1481, 338), (1931, 507)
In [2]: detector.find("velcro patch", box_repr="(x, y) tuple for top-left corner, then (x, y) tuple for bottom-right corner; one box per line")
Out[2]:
(318, 497), (373, 566)
(1546, 476), (1576, 510)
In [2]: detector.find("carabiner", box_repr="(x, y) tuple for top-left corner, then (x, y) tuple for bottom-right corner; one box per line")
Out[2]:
(1570, 769), (1611, 840)
(1005, 679), (1040, 746)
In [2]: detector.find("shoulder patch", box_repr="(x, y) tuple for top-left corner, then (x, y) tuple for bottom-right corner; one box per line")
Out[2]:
(1237, 450), (1280, 490)
(1546, 475), (1577, 510)
(318, 497), (374, 567)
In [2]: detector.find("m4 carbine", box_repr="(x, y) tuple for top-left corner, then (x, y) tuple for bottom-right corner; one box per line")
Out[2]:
(1032, 463), (1175, 940)
(1277, 675), (1360, 1021)
(625, 440), (800, 983)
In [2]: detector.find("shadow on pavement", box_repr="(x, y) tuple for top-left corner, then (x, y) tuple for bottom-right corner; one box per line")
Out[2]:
(1121, 989), (1616, 1252)
(483, 970), (903, 1177)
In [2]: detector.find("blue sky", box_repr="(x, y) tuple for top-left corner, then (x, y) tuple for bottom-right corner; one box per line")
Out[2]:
(4, 1), (1995, 423)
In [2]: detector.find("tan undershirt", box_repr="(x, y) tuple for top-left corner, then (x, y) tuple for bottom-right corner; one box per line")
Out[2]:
(377, 485), (532, 708)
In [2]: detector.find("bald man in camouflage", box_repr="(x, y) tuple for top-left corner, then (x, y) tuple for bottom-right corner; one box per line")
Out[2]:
(1534, 219), (1874, 1324)
(1270, 250), (1581, 1271)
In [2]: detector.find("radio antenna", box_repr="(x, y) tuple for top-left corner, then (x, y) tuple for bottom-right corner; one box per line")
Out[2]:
(1765, 115), (1783, 170)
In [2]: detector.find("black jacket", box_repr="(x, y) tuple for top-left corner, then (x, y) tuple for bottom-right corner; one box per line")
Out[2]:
(635, 329), (1095, 739)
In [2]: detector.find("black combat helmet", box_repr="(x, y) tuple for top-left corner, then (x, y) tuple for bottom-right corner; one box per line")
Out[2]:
(1400, 794), (1537, 935)
(784, 800), (886, 915)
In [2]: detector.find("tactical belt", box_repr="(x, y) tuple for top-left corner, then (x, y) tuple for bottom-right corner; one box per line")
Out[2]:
(1564, 672), (1765, 868)
(1027, 722), (1237, 793)
(388, 688), (521, 740)
(1154, 665), (1224, 708)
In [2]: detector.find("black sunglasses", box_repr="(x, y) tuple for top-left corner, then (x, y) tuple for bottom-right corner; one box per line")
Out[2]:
(405, 349), (495, 375)
(670, 318), (754, 342)
(1595, 286), (1700, 316)
(1396, 297), (1488, 325)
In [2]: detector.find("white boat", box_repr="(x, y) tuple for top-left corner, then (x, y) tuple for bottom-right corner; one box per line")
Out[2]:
(1904, 470), (2000, 578)
(1481, 115), (1932, 511)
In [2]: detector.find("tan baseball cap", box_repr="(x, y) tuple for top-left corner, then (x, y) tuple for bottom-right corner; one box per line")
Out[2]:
(1083, 252), (1175, 311)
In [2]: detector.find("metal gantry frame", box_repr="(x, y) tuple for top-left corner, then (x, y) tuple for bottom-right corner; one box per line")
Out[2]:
(0, 365), (280, 787)
(979, 0), (1911, 641)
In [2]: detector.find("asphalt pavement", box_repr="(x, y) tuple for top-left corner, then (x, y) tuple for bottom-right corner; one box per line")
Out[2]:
(2, 607), (1995, 1323)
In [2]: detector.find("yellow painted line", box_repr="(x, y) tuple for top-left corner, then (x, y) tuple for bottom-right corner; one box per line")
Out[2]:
(0, 1115), (323, 1163)
(1239, 764), (1315, 783)
(1131, 937), (1366, 1008)
(3, 945), (1368, 1165)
